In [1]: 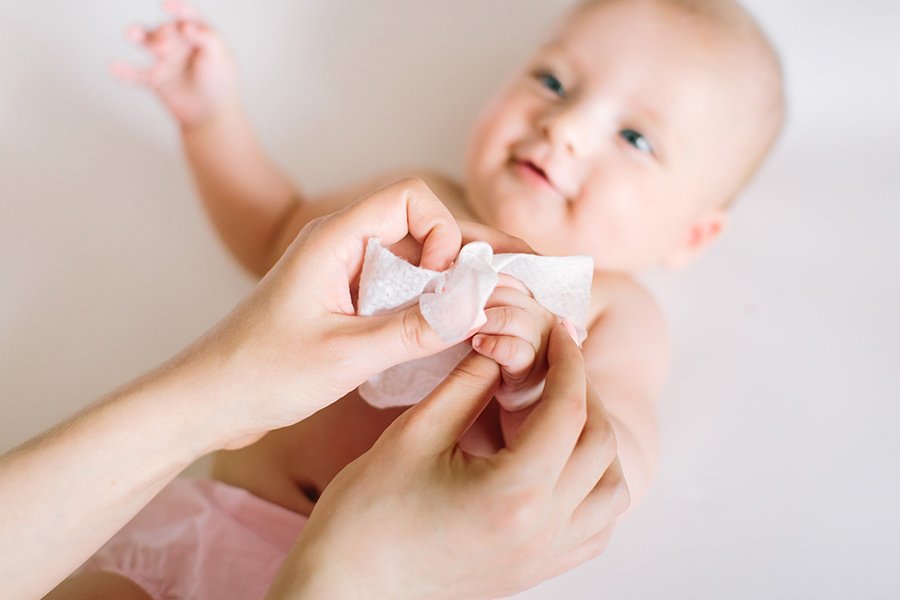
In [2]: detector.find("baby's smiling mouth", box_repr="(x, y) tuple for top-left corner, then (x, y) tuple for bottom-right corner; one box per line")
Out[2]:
(513, 158), (550, 183)
(510, 157), (564, 199)
(521, 159), (548, 181)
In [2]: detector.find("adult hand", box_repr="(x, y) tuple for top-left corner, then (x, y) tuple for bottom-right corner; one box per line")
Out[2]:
(383, 218), (535, 269)
(266, 323), (630, 600)
(0, 177), (534, 599)
(193, 180), (540, 451)
(193, 177), (479, 449)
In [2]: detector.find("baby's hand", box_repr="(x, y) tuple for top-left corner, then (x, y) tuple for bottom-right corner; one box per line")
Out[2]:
(112, 0), (237, 128)
(471, 275), (558, 412)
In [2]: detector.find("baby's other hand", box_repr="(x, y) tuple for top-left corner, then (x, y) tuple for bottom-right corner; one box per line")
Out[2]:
(471, 275), (557, 413)
(112, 0), (237, 128)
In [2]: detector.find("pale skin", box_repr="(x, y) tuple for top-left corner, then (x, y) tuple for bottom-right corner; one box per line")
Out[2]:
(5, 186), (628, 599)
(266, 326), (630, 600)
(100, 0), (777, 583)
(3, 181), (466, 599)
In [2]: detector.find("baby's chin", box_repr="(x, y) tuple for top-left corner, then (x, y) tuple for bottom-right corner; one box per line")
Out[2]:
(463, 181), (649, 270)
(493, 227), (656, 273)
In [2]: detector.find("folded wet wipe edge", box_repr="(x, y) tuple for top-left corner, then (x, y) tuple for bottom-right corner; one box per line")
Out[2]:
(356, 238), (593, 408)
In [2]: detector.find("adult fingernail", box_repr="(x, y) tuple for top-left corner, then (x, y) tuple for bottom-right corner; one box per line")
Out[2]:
(560, 318), (579, 344)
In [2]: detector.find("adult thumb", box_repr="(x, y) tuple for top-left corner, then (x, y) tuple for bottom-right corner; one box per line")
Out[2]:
(347, 303), (460, 375)
(402, 351), (501, 453)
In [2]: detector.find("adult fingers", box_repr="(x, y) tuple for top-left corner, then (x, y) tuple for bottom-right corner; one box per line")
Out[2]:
(319, 178), (462, 279)
(397, 351), (501, 454)
(554, 525), (616, 578)
(568, 458), (630, 546)
(554, 381), (619, 510)
(343, 302), (462, 372)
(498, 323), (587, 479)
(458, 220), (535, 255)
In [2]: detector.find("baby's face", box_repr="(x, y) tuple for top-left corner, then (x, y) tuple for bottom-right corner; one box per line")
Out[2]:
(464, 1), (765, 271)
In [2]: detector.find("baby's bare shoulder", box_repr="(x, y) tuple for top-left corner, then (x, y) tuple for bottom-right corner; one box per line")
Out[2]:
(584, 272), (669, 385)
(590, 272), (664, 326)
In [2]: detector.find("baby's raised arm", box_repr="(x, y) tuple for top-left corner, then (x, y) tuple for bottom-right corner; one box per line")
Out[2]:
(115, 1), (382, 276)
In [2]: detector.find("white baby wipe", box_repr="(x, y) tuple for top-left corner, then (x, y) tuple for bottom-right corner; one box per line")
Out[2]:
(357, 238), (594, 408)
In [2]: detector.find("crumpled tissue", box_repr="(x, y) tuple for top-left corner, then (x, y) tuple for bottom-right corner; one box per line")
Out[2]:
(356, 238), (593, 408)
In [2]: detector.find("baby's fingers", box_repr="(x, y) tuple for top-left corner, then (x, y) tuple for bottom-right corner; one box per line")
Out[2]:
(127, 22), (181, 57)
(479, 305), (541, 352)
(163, 0), (206, 23)
(472, 334), (535, 384)
(164, 2), (223, 56)
(110, 60), (156, 86)
(177, 20), (218, 51)
(125, 25), (148, 45)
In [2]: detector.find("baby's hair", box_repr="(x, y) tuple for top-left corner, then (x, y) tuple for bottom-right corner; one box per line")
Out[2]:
(577, 0), (786, 206)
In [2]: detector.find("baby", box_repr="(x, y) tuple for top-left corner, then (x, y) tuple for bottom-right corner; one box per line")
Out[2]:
(59, 0), (784, 597)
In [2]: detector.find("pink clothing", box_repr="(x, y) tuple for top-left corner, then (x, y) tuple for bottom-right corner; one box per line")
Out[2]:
(76, 478), (307, 599)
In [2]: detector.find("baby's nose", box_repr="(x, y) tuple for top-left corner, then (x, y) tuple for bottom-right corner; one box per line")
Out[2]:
(540, 108), (589, 157)
(538, 102), (601, 158)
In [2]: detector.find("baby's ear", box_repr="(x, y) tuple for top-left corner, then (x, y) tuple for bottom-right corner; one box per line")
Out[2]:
(662, 208), (729, 270)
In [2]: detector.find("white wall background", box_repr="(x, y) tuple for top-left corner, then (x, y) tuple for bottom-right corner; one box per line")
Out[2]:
(2, 1), (898, 598)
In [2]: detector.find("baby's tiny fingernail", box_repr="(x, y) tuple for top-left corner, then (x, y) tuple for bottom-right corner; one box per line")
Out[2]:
(472, 335), (484, 350)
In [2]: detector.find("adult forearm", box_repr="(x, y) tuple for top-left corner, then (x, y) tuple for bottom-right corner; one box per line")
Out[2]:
(0, 351), (229, 599)
(182, 101), (301, 275)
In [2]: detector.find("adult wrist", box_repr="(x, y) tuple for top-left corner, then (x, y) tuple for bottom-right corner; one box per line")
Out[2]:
(141, 336), (257, 458)
(164, 321), (330, 454)
(265, 541), (376, 600)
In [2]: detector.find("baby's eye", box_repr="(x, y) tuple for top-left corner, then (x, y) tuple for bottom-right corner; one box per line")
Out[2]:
(534, 71), (566, 98)
(620, 129), (653, 154)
